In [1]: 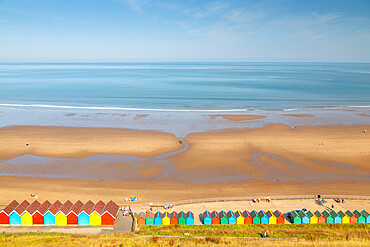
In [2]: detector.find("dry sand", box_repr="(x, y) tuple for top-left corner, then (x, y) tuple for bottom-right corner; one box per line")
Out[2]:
(0, 126), (181, 160)
(209, 115), (266, 121)
(282, 114), (313, 117)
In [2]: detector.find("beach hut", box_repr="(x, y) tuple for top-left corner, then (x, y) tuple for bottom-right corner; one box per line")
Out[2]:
(154, 212), (163, 225)
(137, 212), (146, 226)
(306, 211), (318, 224)
(290, 211), (301, 224)
(345, 211), (358, 224)
(90, 200), (106, 226)
(162, 212), (171, 225)
(322, 210), (334, 224)
(169, 212), (178, 225)
(101, 200), (119, 225)
(0, 200), (19, 225)
(211, 211), (220, 225)
(22, 201), (41, 225)
(9, 200), (30, 225)
(338, 211), (349, 224)
(33, 200), (51, 225)
(145, 211), (154, 225)
(250, 210), (261, 224)
(67, 200), (83, 225)
(44, 200), (62, 225)
(227, 211), (236, 224)
(177, 212), (186, 225)
(330, 211), (341, 224)
(234, 211), (245, 225)
(298, 211), (309, 224)
(361, 210), (370, 223)
(202, 211), (212, 225)
(266, 210), (277, 224)
(258, 210), (269, 225)
(78, 200), (94, 225)
(273, 210), (285, 224)
(353, 210), (366, 223)
(314, 211), (326, 224)
(219, 211), (229, 225)
(242, 211), (253, 224)
(55, 200), (73, 225)
(185, 211), (194, 225)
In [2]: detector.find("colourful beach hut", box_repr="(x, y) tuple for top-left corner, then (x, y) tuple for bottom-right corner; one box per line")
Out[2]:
(10, 200), (30, 225)
(185, 211), (194, 225)
(322, 210), (334, 224)
(298, 211), (309, 224)
(227, 211), (236, 224)
(290, 211), (301, 224)
(250, 210), (261, 224)
(169, 212), (178, 225)
(145, 211), (154, 225)
(273, 210), (285, 224)
(0, 200), (19, 225)
(22, 200), (41, 225)
(162, 212), (171, 225)
(219, 211), (229, 225)
(242, 211), (253, 224)
(314, 211), (326, 224)
(78, 200), (94, 225)
(266, 210), (277, 224)
(202, 211), (212, 225)
(44, 200), (62, 225)
(177, 212), (186, 225)
(353, 210), (366, 223)
(101, 200), (119, 225)
(154, 212), (163, 225)
(90, 200), (106, 225)
(67, 200), (83, 225)
(306, 211), (318, 224)
(33, 200), (51, 225)
(345, 211), (358, 224)
(211, 211), (220, 225)
(330, 211), (341, 224)
(258, 210), (269, 225)
(137, 212), (146, 225)
(338, 211), (349, 224)
(56, 200), (73, 225)
(361, 210), (370, 223)
(234, 211), (245, 225)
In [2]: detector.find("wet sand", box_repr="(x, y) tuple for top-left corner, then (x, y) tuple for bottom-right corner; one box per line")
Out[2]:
(361, 113), (370, 117)
(283, 114), (313, 117)
(0, 126), (181, 160)
(209, 115), (266, 121)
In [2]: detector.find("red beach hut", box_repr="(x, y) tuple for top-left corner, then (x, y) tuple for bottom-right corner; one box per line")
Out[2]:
(211, 211), (220, 224)
(346, 211), (358, 224)
(273, 210), (285, 224)
(33, 200), (51, 225)
(137, 212), (146, 225)
(25, 200), (41, 225)
(242, 211), (253, 224)
(0, 200), (19, 224)
(101, 200), (119, 225)
(169, 212), (178, 225)
(67, 200), (83, 225)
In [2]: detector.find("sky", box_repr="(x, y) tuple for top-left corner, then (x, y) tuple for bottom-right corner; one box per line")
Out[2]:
(0, 0), (369, 62)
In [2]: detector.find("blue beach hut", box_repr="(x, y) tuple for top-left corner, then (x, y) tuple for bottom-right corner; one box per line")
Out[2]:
(202, 211), (212, 225)
(361, 210), (370, 223)
(78, 200), (94, 225)
(44, 200), (62, 225)
(9, 212), (21, 225)
(226, 211), (236, 224)
(330, 211), (342, 224)
(185, 211), (194, 225)
(298, 211), (310, 224)
(154, 212), (163, 225)
(258, 210), (269, 224)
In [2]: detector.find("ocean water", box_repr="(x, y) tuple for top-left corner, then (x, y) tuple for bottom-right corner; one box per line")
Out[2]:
(0, 62), (370, 111)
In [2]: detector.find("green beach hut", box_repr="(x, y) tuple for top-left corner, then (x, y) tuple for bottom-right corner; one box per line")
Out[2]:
(177, 212), (186, 225)
(353, 210), (366, 223)
(250, 210), (261, 224)
(322, 210), (334, 224)
(290, 211), (301, 224)
(219, 211), (229, 225)
(361, 210), (370, 223)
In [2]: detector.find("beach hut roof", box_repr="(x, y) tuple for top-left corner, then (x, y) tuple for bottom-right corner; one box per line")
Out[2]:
(15, 200), (30, 215)
(265, 211), (273, 218)
(234, 211), (242, 218)
(345, 211), (354, 217)
(219, 211), (227, 218)
(59, 200), (73, 215)
(175, 212), (183, 218)
(48, 200), (63, 215)
(80, 200), (95, 215)
(353, 210), (362, 218)
(314, 211), (322, 218)
(250, 210), (258, 218)
(203, 211), (210, 217)
(211, 211), (219, 218)
(242, 211), (250, 218)
(322, 210), (331, 218)
(298, 211), (307, 218)
(226, 211), (235, 218)
(2, 200), (19, 215)
(68, 200), (84, 215)
(273, 210), (282, 218)
(138, 212), (146, 219)
(329, 210), (338, 217)
(92, 200), (106, 215)
(37, 200), (52, 215)
(258, 210), (266, 218)
(361, 210), (370, 217)
(168, 212), (175, 218)
(290, 211), (299, 218)
(103, 200), (119, 217)
(338, 211), (346, 218)
(306, 211), (314, 218)
(185, 211), (194, 218)
(146, 211), (155, 218)
(25, 200), (41, 215)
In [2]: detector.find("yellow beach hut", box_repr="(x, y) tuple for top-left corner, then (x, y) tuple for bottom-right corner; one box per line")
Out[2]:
(266, 210), (277, 224)
(338, 211), (350, 224)
(162, 212), (171, 225)
(234, 211), (245, 225)
(55, 201), (73, 225)
(17, 200), (31, 225)
(22, 201), (41, 225)
(90, 200), (106, 225)
(306, 211), (318, 224)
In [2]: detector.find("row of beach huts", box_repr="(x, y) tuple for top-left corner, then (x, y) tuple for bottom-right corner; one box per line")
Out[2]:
(0, 200), (119, 225)
(135, 211), (194, 225)
(290, 209), (370, 224)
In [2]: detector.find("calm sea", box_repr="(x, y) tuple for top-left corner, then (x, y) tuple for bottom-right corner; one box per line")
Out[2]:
(0, 62), (369, 111)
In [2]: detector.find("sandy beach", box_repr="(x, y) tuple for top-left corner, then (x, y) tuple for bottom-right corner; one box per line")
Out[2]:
(282, 114), (313, 117)
(209, 115), (266, 121)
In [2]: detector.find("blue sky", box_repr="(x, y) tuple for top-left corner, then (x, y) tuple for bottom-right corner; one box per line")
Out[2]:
(0, 0), (369, 62)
